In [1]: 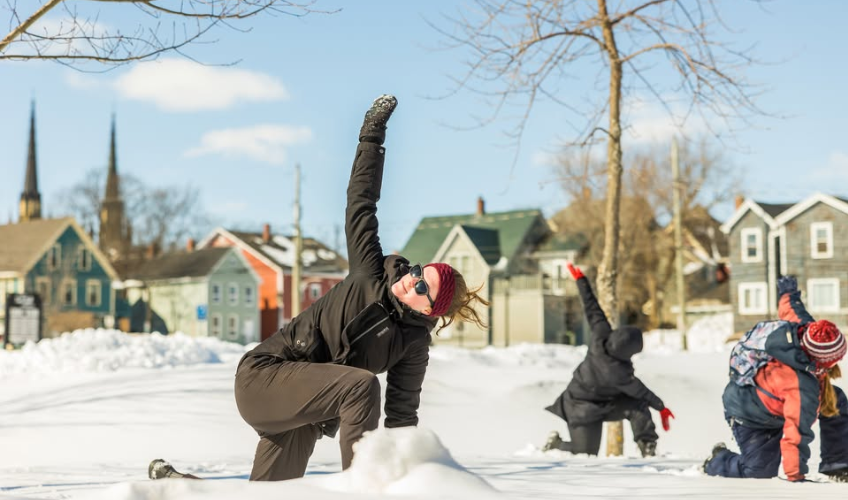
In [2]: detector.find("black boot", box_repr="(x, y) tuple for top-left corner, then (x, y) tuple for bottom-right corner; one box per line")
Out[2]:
(637, 440), (657, 457)
(702, 442), (728, 472)
(359, 94), (398, 145)
(149, 459), (189, 480)
(823, 468), (848, 483)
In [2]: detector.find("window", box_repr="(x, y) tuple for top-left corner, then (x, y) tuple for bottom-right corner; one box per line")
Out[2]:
(61, 279), (77, 306)
(211, 284), (221, 304)
(77, 248), (92, 271)
(85, 280), (102, 307)
(244, 285), (254, 306)
(211, 314), (222, 336)
(228, 283), (239, 305)
(309, 283), (322, 300)
(227, 315), (239, 338)
(740, 228), (763, 263)
(47, 244), (62, 271)
(738, 282), (767, 315)
(807, 278), (840, 313)
(810, 222), (834, 259)
(35, 277), (51, 305)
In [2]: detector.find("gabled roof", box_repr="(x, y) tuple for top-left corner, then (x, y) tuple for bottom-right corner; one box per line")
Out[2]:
(721, 193), (848, 234)
(0, 218), (118, 280)
(720, 198), (791, 234)
(773, 193), (848, 225)
(401, 209), (544, 266)
(128, 247), (232, 281)
(198, 228), (348, 274)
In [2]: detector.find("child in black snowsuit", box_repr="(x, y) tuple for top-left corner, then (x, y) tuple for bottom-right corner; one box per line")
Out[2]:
(543, 263), (674, 457)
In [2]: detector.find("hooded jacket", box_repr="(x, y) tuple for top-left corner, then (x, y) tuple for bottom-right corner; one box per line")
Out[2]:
(546, 276), (664, 425)
(244, 142), (436, 430)
(721, 289), (819, 481)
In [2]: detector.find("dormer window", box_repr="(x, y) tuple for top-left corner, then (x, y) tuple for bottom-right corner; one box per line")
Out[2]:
(810, 222), (833, 259)
(740, 228), (763, 263)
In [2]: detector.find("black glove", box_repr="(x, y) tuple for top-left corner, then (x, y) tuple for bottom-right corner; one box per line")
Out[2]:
(777, 275), (798, 297)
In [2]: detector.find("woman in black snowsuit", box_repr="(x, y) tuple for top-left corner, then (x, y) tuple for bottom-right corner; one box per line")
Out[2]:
(543, 263), (674, 457)
(151, 95), (488, 482)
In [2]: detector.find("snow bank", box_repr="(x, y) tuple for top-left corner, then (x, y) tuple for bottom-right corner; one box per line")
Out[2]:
(430, 342), (586, 369)
(0, 328), (248, 375)
(643, 313), (733, 354)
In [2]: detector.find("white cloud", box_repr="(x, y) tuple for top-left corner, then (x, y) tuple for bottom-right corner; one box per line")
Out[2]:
(184, 124), (313, 165)
(115, 59), (288, 112)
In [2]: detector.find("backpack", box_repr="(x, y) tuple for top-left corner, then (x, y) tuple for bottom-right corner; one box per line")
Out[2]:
(728, 320), (790, 387)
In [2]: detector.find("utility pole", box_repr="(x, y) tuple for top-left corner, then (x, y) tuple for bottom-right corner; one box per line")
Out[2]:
(291, 163), (303, 317)
(672, 138), (688, 351)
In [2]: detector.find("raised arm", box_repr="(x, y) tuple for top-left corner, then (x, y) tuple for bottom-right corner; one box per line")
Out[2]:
(777, 275), (815, 325)
(568, 264), (613, 347)
(344, 95), (397, 276)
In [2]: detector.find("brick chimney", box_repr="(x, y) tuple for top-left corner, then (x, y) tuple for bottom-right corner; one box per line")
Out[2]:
(262, 223), (271, 243)
(477, 196), (485, 216)
(186, 237), (195, 252)
(735, 195), (745, 210)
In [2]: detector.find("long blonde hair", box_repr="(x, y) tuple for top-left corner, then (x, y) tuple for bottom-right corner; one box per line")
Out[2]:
(435, 270), (489, 335)
(821, 364), (842, 418)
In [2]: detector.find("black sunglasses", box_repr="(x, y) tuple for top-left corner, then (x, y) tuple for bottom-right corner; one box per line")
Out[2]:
(409, 264), (435, 307)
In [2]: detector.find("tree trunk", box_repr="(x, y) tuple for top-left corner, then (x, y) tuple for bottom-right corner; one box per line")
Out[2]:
(597, 0), (625, 457)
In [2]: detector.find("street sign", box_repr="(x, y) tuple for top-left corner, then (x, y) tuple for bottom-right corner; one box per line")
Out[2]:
(4, 293), (42, 346)
(197, 304), (208, 321)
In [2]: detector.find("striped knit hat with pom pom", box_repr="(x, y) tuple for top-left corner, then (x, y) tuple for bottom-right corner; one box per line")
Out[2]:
(801, 320), (847, 368)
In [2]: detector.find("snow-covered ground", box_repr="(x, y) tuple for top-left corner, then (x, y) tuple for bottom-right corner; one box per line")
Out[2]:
(1, 313), (845, 499)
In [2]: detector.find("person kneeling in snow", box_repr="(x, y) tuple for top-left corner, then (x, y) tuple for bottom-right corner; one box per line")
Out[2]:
(704, 276), (847, 482)
(542, 263), (674, 457)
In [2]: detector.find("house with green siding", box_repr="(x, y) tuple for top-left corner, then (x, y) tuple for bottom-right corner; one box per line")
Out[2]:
(401, 197), (586, 347)
(0, 218), (119, 341)
(721, 193), (848, 335)
(125, 247), (261, 344)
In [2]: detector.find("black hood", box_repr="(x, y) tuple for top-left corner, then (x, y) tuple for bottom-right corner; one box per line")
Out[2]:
(606, 326), (644, 360)
(383, 255), (437, 330)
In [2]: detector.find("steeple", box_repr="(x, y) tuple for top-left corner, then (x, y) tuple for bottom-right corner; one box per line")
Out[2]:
(99, 113), (129, 258)
(19, 101), (42, 222)
(104, 114), (120, 201)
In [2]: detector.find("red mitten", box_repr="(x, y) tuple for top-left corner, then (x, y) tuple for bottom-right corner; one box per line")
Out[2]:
(566, 263), (585, 280)
(660, 408), (675, 431)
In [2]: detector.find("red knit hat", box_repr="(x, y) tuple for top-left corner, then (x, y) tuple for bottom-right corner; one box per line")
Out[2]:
(801, 320), (847, 368)
(424, 263), (456, 317)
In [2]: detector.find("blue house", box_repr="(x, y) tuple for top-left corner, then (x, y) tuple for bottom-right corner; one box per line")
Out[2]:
(0, 218), (119, 340)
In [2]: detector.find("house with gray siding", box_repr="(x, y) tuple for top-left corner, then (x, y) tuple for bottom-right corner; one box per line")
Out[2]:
(721, 193), (848, 335)
(125, 247), (261, 344)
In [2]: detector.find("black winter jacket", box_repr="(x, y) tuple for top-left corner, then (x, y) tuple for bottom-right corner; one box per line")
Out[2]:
(244, 142), (435, 429)
(546, 277), (664, 425)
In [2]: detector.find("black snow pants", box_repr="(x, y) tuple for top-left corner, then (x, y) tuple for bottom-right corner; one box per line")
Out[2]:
(234, 354), (381, 481)
(557, 397), (658, 455)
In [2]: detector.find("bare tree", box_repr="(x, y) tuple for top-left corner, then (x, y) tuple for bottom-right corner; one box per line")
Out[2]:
(53, 166), (212, 250)
(436, 0), (764, 455)
(552, 137), (739, 328)
(1, 1), (330, 65)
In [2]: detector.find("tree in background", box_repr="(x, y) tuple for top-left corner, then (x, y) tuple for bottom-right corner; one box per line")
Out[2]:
(550, 137), (739, 329)
(54, 166), (212, 252)
(437, 0), (764, 455)
(1, 0), (328, 65)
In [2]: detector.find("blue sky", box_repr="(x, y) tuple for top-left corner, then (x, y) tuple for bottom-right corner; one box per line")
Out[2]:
(2, 1), (847, 254)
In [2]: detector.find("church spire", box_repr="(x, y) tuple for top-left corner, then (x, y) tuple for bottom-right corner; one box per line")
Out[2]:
(104, 113), (120, 201)
(99, 113), (129, 259)
(19, 100), (42, 222)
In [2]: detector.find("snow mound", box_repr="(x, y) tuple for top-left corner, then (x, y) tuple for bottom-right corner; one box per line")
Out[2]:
(643, 313), (733, 354)
(309, 427), (498, 497)
(0, 328), (248, 375)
